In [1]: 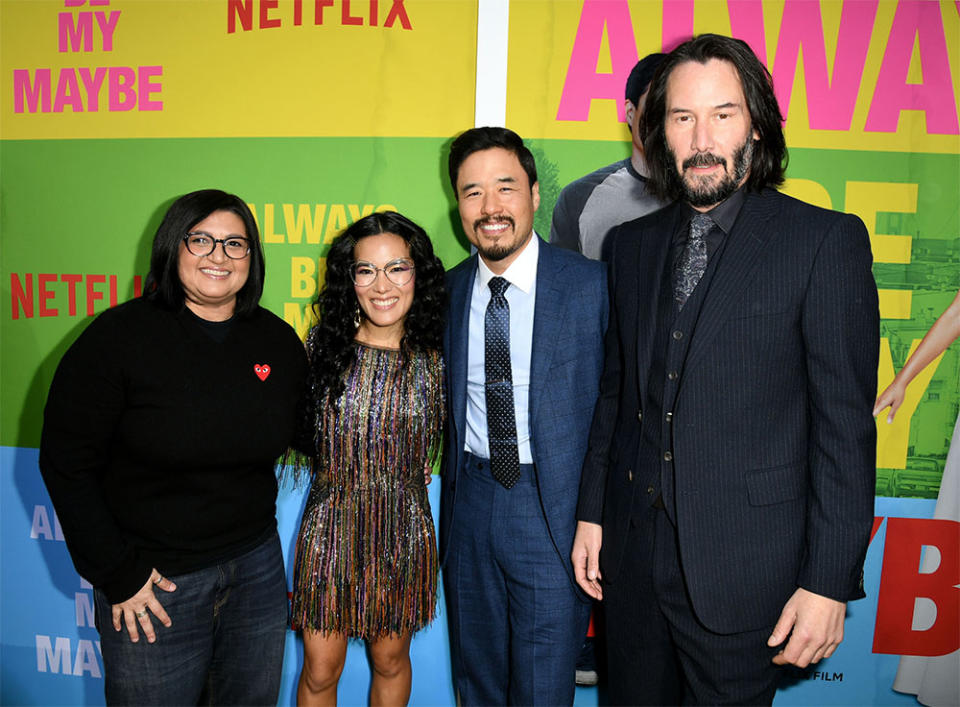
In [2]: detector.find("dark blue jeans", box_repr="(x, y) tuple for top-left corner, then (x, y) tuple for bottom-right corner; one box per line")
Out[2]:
(95, 531), (288, 706)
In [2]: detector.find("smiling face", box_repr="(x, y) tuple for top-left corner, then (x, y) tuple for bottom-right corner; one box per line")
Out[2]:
(455, 147), (540, 275)
(353, 232), (415, 348)
(664, 58), (758, 211)
(177, 209), (250, 321)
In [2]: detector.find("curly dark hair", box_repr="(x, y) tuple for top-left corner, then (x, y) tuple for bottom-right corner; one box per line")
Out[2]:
(305, 211), (446, 405)
(641, 33), (787, 202)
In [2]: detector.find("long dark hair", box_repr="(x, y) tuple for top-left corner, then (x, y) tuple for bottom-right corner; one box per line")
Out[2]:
(306, 211), (445, 404)
(641, 34), (787, 202)
(143, 189), (265, 317)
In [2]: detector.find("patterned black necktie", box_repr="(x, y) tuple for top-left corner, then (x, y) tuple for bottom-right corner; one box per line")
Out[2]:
(674, 213), (712, 309)
(484, 276), (520, 489)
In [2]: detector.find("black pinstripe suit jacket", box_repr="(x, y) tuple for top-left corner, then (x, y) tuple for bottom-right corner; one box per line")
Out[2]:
(578, 188), (879, 634)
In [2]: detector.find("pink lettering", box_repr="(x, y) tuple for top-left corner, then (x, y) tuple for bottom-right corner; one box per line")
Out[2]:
(661, 0), (693, 52)
(94, 10), (120, 50)
(77, 67), (106, 111)
(772, 0), (877, 130)
(108, 66), (136, 111)
(53, 69), (83, 113)
(865, 0), (959, 134)
(727, 0), (767, 65)
(13, 69), (51, 113)
(58, 11), (93, 52)
(138, 66), (163, 110)
(556, 0), (639, 122)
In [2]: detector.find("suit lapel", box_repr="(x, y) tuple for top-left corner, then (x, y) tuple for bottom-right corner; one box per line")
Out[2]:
(683, 190), (779, 372)
(446, 257), (477, 446)
(530, 240), (563, 427)
(635, 205), (680, 408)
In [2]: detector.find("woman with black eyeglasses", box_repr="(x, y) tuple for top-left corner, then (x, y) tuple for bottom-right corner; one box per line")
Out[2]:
(286, 211), (445, 706)
(39, 189), (307, 705)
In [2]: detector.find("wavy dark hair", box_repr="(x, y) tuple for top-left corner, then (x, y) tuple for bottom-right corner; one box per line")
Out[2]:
(641, 33), (787, 202)
(143, 189), (265, 317)
(306, 211), (446, 404)
(448, 126), (538, 196)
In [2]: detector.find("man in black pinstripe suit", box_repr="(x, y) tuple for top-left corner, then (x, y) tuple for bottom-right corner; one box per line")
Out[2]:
(572, 34), (879, 705)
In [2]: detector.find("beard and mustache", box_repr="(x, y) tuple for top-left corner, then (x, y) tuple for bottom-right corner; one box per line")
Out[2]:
(472, 215), (524, 262)
(668, 136), (754, 208)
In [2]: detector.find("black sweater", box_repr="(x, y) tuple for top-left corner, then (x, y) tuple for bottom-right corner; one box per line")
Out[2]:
(39, 297), (307, 603)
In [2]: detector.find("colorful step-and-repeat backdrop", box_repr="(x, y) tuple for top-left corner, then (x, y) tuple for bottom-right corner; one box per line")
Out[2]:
(2, 1), (957, 704)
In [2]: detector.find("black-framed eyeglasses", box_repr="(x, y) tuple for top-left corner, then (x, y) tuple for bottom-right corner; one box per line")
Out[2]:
(183, 232), (251, 259)
(350, 258), (415, 287)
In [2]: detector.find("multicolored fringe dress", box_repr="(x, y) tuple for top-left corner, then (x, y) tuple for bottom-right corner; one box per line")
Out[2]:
(291, 342), (444, 639)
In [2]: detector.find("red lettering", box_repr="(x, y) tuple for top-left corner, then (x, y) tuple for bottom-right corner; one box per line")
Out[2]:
(133, 275), (143, 298)
(369, 0), (378, 26)
(86, 275), (106, 316)
(383, 0), (410, 29)
(260, 0), (280, 28)
(227, 0), (253, 33)
(314, 0), (333, 25)
(62, 274), (82, 316)
(874, 517), (960, 656)
(293, 0), (303, 25)
(38, 274), (59, 317)
(342, 0), (362, 26)
(10, 274), (33, 320)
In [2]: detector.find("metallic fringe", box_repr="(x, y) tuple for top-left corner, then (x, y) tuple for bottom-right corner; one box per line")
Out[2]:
(290, 343), (444, 639)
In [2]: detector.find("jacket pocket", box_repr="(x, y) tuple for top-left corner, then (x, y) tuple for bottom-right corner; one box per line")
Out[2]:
(746, 463), (805, 506)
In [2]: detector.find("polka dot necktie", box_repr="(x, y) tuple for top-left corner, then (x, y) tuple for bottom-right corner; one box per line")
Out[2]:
(485, 276), (520, 489)
(674, 213), (712, 309)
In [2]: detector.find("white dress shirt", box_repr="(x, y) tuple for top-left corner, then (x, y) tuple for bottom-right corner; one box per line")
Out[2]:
(464, 234), (538, 464)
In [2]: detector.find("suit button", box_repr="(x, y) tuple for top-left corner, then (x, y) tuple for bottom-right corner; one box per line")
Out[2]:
(646, 485), (654, 494)
(667, 371), (678, 380)
(663, 451), (673, 462)
(665, 412), (673, 423)
(628, 470), (633, 481)
(672, 330), (683, 340)
(637, 409), (643, 422)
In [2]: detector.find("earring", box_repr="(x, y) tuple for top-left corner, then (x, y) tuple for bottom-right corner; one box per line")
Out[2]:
(353, 303), (361, 329)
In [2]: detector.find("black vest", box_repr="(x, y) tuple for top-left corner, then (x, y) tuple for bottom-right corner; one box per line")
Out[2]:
(635, 226), (730, 524)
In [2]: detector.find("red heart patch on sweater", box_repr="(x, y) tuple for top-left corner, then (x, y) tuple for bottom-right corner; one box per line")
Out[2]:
(254, 364), (271, 381)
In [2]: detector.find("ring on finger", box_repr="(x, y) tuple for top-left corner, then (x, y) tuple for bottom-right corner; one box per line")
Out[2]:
(135, 609), (147, 618)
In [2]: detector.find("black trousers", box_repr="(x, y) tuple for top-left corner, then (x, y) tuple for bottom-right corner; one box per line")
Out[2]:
(604, 504), (784, 705)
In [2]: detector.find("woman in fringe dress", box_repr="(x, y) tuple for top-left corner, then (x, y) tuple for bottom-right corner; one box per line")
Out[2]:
(289, 211), (446, 706)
